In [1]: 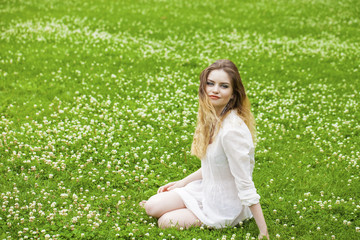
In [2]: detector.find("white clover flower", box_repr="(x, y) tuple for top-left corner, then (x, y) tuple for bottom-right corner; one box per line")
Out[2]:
(304, 192), (311, 197)
(60, 193), (68, 198)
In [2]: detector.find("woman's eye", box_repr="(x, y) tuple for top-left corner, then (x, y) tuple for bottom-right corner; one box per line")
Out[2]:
(221, 85), (229, 88)
(206, 81), (214, 86)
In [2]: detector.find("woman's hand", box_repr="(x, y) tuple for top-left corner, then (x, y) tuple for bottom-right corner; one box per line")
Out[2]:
(157, 180), (186, 193)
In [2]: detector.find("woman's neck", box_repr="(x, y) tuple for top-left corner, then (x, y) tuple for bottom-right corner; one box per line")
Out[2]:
(215, 107), (224, 117)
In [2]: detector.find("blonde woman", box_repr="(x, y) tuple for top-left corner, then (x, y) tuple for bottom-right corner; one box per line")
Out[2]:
(141, 60), (269, 239)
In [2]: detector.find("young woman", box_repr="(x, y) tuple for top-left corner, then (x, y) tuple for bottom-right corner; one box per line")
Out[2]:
(141, 59), (269, 239)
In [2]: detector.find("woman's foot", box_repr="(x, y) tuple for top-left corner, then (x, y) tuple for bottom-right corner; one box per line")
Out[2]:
(139, 200), (147, 208)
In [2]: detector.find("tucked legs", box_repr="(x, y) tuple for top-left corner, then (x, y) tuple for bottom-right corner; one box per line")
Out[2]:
(142, 191), (201, 229)
(144, 191), (186, 218)
(158, 208), (202, 229)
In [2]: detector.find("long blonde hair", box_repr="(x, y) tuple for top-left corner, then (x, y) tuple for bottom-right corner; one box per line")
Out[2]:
(191, 59), (256, 159)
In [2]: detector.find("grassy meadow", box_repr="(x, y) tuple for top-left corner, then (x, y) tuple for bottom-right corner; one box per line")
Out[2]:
(1, 0), (359, 239)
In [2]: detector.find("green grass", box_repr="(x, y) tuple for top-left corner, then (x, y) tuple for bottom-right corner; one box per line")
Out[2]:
(1, 0), (359, 239)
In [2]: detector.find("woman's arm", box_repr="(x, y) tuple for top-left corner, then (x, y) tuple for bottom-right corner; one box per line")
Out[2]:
(179, 168), (202, 186)
(221, 125), (268, 238)
(249, 203), (269, 239)
(158, 168), (202, 193)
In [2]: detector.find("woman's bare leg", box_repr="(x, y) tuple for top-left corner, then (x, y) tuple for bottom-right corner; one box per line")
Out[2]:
(144, 191), (186, 218)
(158, 208), (202, 229)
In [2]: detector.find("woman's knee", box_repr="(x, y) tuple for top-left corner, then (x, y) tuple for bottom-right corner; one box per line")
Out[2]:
(144, 195), (163, 218)
(144, 191), (185, 218)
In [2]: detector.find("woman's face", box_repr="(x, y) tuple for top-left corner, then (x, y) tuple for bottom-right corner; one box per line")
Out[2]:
(205, 69), (233, 115)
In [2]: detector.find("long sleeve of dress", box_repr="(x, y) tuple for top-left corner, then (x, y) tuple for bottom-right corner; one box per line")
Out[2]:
(221, 124), (260, 206)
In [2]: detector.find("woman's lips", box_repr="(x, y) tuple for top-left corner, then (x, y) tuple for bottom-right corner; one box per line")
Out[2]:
(209, 95), (220, 100)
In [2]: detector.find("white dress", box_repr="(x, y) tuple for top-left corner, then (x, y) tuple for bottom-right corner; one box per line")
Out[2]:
(173, 110), (260, 228)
